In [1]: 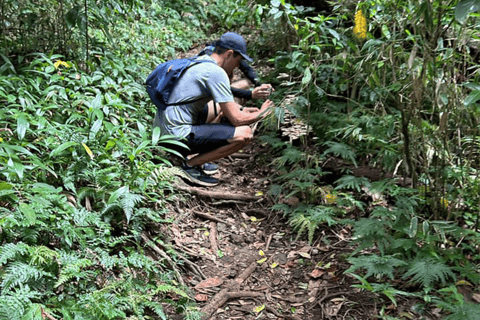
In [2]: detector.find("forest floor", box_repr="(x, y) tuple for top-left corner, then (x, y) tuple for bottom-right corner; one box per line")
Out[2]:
(152, 138), (427, 320)
(149, 46), (432, 320)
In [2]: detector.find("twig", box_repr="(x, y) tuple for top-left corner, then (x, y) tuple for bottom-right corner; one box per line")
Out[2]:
(175, 250), (207, 280)
(265, 234), (273, 251)
(209, 222), (219, 257)
(140, 234), (185, 286)
(193, 210), (232, 225)
(175, 184), (262, 201)
(201, 261), (257, 319)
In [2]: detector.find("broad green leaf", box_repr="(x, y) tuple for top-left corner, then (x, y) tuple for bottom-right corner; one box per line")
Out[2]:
(17, 114), (30, 140)
(409, 217), (418, 238)
(19, 202), (36, 226)
(8, 157), (24, 180)
(464, 90), (480, 106)
(302, 67), (312, 85)
(455, 0), (480, 23)
(90, 119), (103, 138)
(152, 127), (161, 145)
(50, 141), (77, 158)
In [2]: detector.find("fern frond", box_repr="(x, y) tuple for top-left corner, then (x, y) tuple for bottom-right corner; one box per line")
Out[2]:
(0, 242), (30, 265)
(346, 254), (408, 280)
(1, 262), (52, 293)
(144, 301), (167, 320)
(55, 257), (94, 288)
(441, 302), (480, 320)
(403, 258), (455, 289)
(322, 141), (357, 166)
(0, 286), (40, 320)
(335, 175), (371, 192)
(289, 205), (337, 243)
(27, 245), (58, 266)
(150, 166), (185, 184)
(154, 283), (188, 298)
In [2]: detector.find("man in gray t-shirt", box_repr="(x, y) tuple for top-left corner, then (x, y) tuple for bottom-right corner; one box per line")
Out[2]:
(153, 32), (273, 187)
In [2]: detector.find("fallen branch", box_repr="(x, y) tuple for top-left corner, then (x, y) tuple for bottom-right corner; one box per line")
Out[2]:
(209, 222), (219, 257)
(201, 261), (257, 319)
(140, 234), (185, 286)
(193, 210), (232, 225)
(265, 234), (273, 251)
(175, 184), (261, 202)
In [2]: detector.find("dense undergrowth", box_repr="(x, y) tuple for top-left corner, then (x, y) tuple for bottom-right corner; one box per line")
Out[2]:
(1, 0), (480, 319)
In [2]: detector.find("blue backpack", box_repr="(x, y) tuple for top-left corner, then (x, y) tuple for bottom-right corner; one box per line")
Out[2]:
(145, 57), (215, 111)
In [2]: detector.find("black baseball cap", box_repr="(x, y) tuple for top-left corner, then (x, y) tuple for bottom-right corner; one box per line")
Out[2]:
(217, 32), (253, 62)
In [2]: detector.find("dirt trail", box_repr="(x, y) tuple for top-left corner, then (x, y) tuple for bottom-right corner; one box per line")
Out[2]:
(152, 139), (394, 320)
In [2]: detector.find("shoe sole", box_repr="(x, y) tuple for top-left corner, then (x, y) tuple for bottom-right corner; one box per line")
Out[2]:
(202, 169), (218, 175)
(181, 173), (219, 187)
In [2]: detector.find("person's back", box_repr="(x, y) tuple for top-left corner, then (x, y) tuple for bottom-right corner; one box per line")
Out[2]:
(153, 55), (233, 138)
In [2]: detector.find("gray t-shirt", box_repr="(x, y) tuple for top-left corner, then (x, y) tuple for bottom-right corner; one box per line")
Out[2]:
(153, 55), (234, 138)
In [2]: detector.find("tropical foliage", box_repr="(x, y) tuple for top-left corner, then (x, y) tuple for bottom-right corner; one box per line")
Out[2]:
(2, 0), (480, 318)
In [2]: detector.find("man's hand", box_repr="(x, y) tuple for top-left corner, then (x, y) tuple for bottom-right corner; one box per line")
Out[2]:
(258, 99), (274, 119)
(252, 84), (275, 100)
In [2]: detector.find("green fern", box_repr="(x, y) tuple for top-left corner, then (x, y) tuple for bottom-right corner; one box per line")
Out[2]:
(0, 242), (30, 265)
(54, 257), (94, 288)
(273, 146), (306, 167)
(346, 254), (408, 280)
(335, 175), (371, 192)
(289, 204), (337, 243)
(322, 141), (357, 166)
(150, 165), (185, 183)
(441, 302), (480, 320)
(0, 286), (40, 320)
(403, 257), (455, 289)
(103, 186), (143, 223)
(1, 262), (52, 293)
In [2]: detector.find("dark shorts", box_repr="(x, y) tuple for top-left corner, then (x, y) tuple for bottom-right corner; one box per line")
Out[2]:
(184, 123), (235, 156)
(165, 105), (235, 157)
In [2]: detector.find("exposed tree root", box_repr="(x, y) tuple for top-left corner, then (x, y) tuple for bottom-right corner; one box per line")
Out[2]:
(201, 261), (258, 319)
(175, 184), (262, 202)
(193, 210), (233, 225)
(140, 234), (185, 286)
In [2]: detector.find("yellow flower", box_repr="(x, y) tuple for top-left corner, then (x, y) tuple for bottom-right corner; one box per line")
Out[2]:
(353, 9), (367, 40)
(54, 60), (70, 69)
(325, 193), (337, 204)
(440, 198), (449, 209)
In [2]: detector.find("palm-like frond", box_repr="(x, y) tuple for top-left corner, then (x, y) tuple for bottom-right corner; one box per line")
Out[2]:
(403, 257), (455, 289)
(346, 254), (408, 280)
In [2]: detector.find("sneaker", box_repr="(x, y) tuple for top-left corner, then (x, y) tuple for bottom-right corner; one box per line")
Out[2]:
(181, 163), (219, 187)
(201, 162), (219, 175)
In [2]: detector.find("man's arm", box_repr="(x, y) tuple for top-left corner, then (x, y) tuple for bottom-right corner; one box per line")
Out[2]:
(239, 60), (261, 86)
(219, 100), (273, 127)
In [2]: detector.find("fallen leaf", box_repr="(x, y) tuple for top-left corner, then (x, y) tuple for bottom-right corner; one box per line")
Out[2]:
(298, 251), (311, 259)
(257, 257), (267, 264)
(195, 294), (209, 302)
(271, 262), (278, 268)
(253, 304), (265, 313)
(194, 277), (224, 289)
(310, 269), (324, 278)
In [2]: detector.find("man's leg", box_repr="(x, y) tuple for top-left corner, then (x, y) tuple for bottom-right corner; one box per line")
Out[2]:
(186, 125), (251, 167)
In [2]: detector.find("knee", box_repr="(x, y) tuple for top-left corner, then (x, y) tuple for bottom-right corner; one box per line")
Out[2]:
(231, 125), (252, 144)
